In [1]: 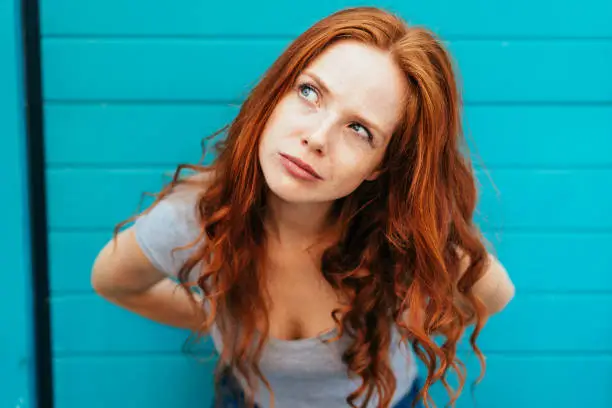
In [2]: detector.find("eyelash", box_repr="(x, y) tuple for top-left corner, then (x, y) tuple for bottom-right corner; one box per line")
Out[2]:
(297, 82), (374, 144)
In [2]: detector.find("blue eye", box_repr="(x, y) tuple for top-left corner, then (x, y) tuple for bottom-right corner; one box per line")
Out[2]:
(349, 123), (373, 143)
(298, 83), (319, 104)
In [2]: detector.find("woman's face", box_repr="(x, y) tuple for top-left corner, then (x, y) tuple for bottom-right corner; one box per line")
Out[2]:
(258, 40), (408, 204)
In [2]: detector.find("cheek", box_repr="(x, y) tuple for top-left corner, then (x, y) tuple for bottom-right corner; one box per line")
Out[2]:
(329, 153), (379, 192)
(261, 108), (295, 147)
(260, 113), (286, 153)
(323, 162), (375, 200)
(334, 144), (380, 176)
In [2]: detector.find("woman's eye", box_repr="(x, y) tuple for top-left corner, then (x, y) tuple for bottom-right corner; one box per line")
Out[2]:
(349, 123), (373, 143)
(298, 83), (319, 104)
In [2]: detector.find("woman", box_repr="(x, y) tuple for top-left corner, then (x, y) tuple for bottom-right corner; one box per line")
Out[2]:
(91, 6), (514, 408)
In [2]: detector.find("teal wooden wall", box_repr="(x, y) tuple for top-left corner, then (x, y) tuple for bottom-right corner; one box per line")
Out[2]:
(0, 0), (36, 406)
(39, 1), (612, 407)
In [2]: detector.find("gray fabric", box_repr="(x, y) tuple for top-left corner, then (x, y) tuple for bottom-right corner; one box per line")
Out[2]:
(133, 193), (418, 407)
(133, 191), (202, 282)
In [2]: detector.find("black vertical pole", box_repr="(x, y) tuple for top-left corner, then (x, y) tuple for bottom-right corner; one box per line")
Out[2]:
(21, 0), (53, 407)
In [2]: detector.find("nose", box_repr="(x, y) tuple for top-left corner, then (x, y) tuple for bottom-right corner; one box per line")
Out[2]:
(301, 114), (336, 155)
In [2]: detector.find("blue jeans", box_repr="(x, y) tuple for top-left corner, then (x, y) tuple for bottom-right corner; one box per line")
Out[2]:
(393, 377), (424, 408)
(211, 367), (424, 408)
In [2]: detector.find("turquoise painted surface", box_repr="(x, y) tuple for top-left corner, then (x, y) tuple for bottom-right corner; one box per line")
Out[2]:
(40, 1), (612, 407)
(0, 0), (35, 407)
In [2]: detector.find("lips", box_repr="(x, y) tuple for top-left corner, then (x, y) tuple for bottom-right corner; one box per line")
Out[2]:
(279, 153), (322, 180)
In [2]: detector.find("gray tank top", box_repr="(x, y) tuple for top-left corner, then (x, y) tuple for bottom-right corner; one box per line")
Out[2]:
(133, 192), (418, 407)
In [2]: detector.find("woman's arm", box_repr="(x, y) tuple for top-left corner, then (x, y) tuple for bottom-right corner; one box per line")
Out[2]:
(92, 183), (207, 332)
(470, 253), (515, 315)
(92, 227), (205, 332)
(454, 249), (515, 320)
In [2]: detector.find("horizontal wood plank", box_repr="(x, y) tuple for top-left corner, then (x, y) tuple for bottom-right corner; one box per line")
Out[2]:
(44, 103), (237, 166)
(484, 232), (612, 293)
(52, 294), (212, 355)
(54, 356), (217, 408)
(41, 0), (612, 38)
(42, 39), (612, 103)
(46, 168), (173, 230)
(476, 169), (612, 230)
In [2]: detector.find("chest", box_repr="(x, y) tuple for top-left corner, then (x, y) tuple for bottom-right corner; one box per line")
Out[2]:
(263, 248), (345, 341)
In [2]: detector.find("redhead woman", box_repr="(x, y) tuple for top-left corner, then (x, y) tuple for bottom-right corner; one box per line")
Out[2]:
(91, 6), (514, 408)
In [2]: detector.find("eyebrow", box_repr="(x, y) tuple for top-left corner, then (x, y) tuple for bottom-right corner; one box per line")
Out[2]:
(302, 71), (386, 138)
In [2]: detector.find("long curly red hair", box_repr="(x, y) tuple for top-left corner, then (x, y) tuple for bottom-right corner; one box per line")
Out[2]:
(128, 6), (490, 408)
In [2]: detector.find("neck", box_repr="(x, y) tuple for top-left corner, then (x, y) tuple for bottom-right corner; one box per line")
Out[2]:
(264, 191), (336, 249)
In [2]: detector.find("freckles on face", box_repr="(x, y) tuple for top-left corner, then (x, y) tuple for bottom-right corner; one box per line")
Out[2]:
(258, 40), (408, 203)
